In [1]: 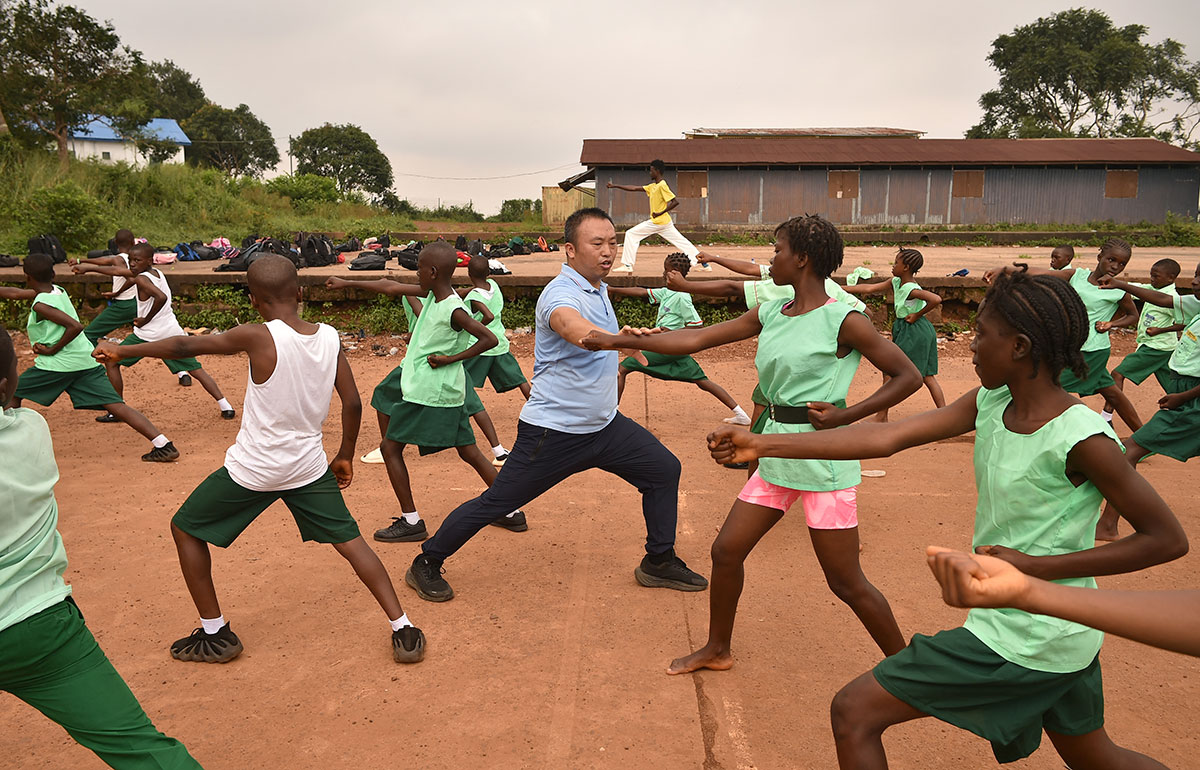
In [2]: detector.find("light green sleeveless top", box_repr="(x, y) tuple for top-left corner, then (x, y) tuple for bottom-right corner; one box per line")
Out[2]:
(755, 297), (862, 491)
(1069, 268), (1123, 352)
(401, 294), (427, 333)
(400, 294), (470, 407)
(891, 276), (926, 317)
(29, 287), (98, 372)
(964, 386), (1120, 673)
(466, 279), (509, 357)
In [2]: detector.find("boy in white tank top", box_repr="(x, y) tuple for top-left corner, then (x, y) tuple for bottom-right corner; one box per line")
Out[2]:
(73, 244), (236, 423)
(93, 255), (425, 665)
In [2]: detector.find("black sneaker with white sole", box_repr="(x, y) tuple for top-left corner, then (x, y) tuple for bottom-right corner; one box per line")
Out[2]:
(141, 441), (180, 463)
(375, 517), (428, 542)
(95, 412), (120, 423)
(392, 626), (426, 663)
(170, 623), (243, 663)
(406, 554), (454, 602)
(178, 374), (193, 387)
(634, 549), (708, 592)
(220, 409), (236, 420)
(489, 509), (528, 532)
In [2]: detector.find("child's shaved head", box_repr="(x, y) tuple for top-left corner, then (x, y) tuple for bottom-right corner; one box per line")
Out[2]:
(114, 229), (134, 249)
(468, 253), (490, 279)
(419, 241), (458, 273)
(23, 253), (55, 283)
(247, 254), (300, 300)
(129, 243), (154, 259)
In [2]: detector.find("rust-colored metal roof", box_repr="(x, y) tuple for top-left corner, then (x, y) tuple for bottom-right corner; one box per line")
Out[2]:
(581, 137), (1200, 167)
(684, 127), (924, 138)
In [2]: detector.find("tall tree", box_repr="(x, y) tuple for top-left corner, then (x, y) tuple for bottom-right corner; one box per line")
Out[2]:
(182, 103), (279, 177)
(142, 59), (207, 122)
(290, 124), (393, 195)
(0, 0), (145, 170)
(967, 9), (1200, 149)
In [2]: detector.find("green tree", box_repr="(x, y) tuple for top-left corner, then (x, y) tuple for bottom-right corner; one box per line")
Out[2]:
(0, 0), (146, 170)
(265, 173), (339, 203)
(497, 198), (536, 222)
(967, 9), (1200, 149)
(182, 103), (279, 177)
(290, 123), (393, 195)
(141, 59), (207, 122)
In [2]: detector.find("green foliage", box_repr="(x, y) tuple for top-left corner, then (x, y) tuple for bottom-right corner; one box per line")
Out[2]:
(23, 180), (109, 250)
(266, 174), (339, 204)
(174, 284), (255, 330)
(495, 198), (537, 222)
(183, 103), (279, 177)
(290, 124), (392, 195)
(141, 59), (206, 122)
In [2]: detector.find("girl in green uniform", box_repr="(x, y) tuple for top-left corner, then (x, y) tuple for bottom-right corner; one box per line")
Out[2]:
(583, 215), (923, 673)
(845, 248), (945, 420)
(706, 269), (1186, 768)
(607, 252), (750, 425)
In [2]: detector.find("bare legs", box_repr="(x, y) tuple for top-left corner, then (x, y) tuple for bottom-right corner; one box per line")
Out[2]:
(104, 402), (164, 441)
(809, 527), (905, 655)
(189, 367), (226, 402)
(470, 408), (502, 449)
(1097, 384), (1142, 431)
(695, 378), (740, 409)
(875, 373), (943, 422)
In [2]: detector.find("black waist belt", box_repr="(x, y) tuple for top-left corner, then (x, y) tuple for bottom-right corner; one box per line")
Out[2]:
(767, 399), (847, 424)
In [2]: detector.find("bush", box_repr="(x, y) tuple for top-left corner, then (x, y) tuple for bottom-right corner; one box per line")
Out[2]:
(23, 181), (110, 251)
(264, 174), (339, 203)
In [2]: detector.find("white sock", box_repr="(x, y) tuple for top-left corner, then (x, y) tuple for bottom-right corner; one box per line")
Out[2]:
(491, 444), (508, 458)
(216, 398), (232, 411)
(151, 434), (169, 448)
(732, 405), (749, 420)
(389, 614), (414, 631)
(1100, 410), (1113, 423)
(401, 510), (420, 525)
(177, 371), (188, 380)
(506, 510), (519, 518)
(201, 615), (225, 634)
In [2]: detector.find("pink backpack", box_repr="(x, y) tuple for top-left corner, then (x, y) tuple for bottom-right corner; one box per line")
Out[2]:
(209, 237), (231, 249)
(153, 251), (177, 265)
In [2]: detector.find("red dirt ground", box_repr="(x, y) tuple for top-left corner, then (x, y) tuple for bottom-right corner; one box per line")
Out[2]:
(3, 329), (1197, 770)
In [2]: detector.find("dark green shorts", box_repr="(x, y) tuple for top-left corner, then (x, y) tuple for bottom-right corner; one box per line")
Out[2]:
(1131, 373), (1200, 462)
(1058, 348), (1114, 396)
(14, 366), (122, 411)
(372, 367), (476, 455)
(117, 333), (201, 373)
(873, 627), (1104, 764)
(83, 299), (136, 344)
(620, 351), (707, 382)
(173, 467), (360, 548)
(893, 316), (938, 377)
(1114, 345), (1173, 388)
(464, 352), (527, 392)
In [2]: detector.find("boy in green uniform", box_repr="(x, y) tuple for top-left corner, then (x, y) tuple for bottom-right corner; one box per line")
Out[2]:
(0, 253), (179, 462)
(0, 326), (203, 768)
(326, 243), (526, 544)
(707, 268), (1187, 768)
(1100, 258), (1184, 421)
(607, 252), (749, 424)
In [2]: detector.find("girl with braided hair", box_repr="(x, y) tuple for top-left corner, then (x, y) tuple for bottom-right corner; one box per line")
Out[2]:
(845, 248), (946, 420)
(705, 267), (1187, 769)
(583, 214), (923, 673)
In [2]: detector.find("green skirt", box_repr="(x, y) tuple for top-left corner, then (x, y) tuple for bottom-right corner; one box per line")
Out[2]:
(1114, 345), (1173, 388)
(373, 366), (483, 418)
(117, 333), (201, 372)
(1131, 373), (1200, 462)
(1058, 348), (1114, 396)
(619, 351), (706, 382)
(892, 316), (938, 377)
(464, 352), (527, 392)
(372, 367), (476, 455)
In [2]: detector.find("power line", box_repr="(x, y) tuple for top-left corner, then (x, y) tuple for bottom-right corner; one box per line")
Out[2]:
(393, 162), (579, 181)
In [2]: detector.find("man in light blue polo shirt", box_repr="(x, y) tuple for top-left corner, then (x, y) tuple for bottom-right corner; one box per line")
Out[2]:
(408, 208), (708, 602)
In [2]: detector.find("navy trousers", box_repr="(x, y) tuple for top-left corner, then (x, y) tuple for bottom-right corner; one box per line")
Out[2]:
(422, 412), (681, 561)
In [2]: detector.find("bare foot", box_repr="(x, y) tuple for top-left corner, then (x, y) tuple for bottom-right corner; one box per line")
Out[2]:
(666, 645), (733, 675)
(1095, 524), (1121, 542)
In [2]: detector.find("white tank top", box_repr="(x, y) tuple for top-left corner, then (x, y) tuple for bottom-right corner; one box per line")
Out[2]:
(113, 254), (138, 301)
(224, 320), (340, 491)
(135, 269), (186, 342)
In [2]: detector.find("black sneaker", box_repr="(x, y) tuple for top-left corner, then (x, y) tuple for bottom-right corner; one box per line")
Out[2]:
(170, 623), (243, 663)
(220, 409), (236, 420)
(392, 626), (426, 664)
(635, 550), (709, 592)
(405, 554), (454, 602)
(95, 412), (120, 423)
(489, 509), (528, 532)
(141, 442), (180, 463)
(491, 452), (509, 468)
(723, 461), (749, 470)
(374, 517), (428, 542)
(178, 374), (193, 387)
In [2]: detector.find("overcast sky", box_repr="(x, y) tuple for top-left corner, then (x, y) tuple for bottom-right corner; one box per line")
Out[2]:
(83, 0), (1200, 214)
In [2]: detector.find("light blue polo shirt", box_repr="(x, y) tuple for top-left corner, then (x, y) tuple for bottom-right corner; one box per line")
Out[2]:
(520, 263), (619, 433)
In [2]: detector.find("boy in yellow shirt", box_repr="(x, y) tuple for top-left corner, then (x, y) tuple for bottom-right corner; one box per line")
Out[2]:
(607, 159), (703, 272)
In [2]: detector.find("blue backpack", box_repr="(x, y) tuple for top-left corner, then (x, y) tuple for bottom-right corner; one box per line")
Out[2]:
(173, 242), (200, 261)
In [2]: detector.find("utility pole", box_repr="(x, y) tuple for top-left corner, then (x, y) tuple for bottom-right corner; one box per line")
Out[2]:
(287, 135), (293, 175)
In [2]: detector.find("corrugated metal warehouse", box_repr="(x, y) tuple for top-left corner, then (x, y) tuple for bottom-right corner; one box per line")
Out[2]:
(576, 129), (1200, 227)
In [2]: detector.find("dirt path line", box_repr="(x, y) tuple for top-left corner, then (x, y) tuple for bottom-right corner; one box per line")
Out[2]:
(543, 512), (595, 765)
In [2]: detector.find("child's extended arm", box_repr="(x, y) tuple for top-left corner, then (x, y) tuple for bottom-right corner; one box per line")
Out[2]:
(132, 274), (167, 327)
(707, 388), (981, 465)
(606, 183), (646, 192)
(0, 286), (38, 301)
(925, 547), (1200, 658)
(426, 308), (497, 369)
(29, 302), (85, 355)
(581, 307), (763, 356)
(72, 263), (133, 278)
(666, 270), (745, 299)
(842, 279), (892, 297)
(69, 255), (124, 267)
(905, 288), (942, 324)
(94, 324), (268, 367)
(1146, 323), (1186, 337)
(1098, 277), (1173, 308)
(984, 263), (1066, 282)
(325, 276), (423, 297)
(606, 285), (650, 299)
(976, 434), (1188, 580)
(695, 252), (761, 277)
(329, 349), (361, 489)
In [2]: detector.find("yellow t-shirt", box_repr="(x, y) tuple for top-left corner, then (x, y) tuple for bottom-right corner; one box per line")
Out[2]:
(644, 180), (676, 225)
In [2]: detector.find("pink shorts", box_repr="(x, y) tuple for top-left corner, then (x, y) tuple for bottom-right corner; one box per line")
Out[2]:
(737, 470), (859, 530)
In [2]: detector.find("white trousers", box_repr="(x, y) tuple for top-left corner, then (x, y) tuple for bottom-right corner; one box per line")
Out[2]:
(619, 218), (699, 268)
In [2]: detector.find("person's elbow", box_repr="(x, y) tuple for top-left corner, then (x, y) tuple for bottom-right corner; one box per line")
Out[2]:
(480, 329), (498, 351)
(1162, 526), (1189, 563)
(893, 358), (923, 395)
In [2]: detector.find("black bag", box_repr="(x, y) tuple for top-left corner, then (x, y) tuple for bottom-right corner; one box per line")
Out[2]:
(299, 234), (319, 268)
(241, 234), (259, 249)
(454, 235), (468, 250)
(193, 245), (220, 261)
(86, 248), (115, 259)
(379, 233), (391, 248)
(27, 234), (67, 263)
(0, 254), (19, 268)
(395, 249), (419, 270)
(214, 242), (264, 272)
(348, 252), (388, 270)
(466, 239), (484, 256)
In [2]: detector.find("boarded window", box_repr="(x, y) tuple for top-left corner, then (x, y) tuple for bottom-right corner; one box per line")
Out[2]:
(676, 170), (708, 199)
(101, 151), (111, 160)
(827, 170), (859, 199)
(1105, 170), (1138, 198)
(952, 170), (984, 198)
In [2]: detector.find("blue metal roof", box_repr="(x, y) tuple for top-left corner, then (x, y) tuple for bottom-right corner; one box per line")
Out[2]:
(71, 116), (191, 146)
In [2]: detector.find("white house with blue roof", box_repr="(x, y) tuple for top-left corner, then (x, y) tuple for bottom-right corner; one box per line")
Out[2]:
(68, 116), (191, 165)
